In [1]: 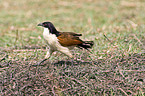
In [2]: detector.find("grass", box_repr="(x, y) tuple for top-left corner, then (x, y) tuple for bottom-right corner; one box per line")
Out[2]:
(0, 0), (145, 95)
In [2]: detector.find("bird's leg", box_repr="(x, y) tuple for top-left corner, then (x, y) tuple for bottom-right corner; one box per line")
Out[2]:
(59, 47), (73, 58)
(58, 47), (74, 65)
(45, 48), (54, 59)
(33, 48), (54, 66)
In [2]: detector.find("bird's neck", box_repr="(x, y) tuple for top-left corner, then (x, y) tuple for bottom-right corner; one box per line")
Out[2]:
(44, 28), (60, 37)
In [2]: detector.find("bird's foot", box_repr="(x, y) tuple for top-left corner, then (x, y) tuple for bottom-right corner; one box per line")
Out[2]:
(45, 55), (50, 59)
(32, 59), (48, 66)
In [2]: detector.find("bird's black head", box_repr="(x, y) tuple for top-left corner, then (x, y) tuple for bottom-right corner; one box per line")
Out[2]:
(37, 21), (59, 36)
(37, 22), (54, 28)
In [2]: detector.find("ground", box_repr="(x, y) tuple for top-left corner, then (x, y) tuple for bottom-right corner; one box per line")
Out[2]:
(0, 0), (145, 95)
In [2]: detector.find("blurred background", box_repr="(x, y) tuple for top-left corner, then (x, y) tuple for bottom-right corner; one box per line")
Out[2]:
(0, 0), (144, 51)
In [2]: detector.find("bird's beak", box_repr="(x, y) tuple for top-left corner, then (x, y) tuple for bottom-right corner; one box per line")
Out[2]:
(37, 23), (43, 26)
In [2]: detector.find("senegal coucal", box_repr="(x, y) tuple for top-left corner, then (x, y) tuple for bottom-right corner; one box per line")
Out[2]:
(37, 21), (94, 59)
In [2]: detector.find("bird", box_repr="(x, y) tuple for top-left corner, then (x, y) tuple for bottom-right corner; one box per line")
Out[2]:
(37, 21), (94, 59)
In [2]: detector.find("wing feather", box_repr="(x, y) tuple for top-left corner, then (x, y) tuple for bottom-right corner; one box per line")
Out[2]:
(57, 32), (83, 47)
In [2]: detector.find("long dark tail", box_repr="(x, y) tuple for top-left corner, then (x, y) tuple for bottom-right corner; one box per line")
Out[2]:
(77, 41), (94, 49)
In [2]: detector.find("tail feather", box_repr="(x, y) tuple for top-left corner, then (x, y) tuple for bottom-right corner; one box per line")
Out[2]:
(78, 41), (94, 49)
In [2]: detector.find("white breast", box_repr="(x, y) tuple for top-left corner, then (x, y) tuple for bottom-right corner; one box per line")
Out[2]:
(43, 28), (58, 48)
(42, 28), (73, 58)
(43, 28), (67, 50)
(43, 28), (57, 43)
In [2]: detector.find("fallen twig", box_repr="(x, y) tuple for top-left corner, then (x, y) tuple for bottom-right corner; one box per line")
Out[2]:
(131, 34), (143, 46)
(103, 34), (114, 44)
(21, 46), (46, 49)
(0, 54), (8, 62)
(1, 46), (47, 52)
(19, 83), (32, 92)
(118, 88), (129, 96)
(0, 67), (9, 71)
(118, 69), (125, 78)
(122, 70), (145, 72)
(13, 49), (46, 52)
(64, 74), (90, 90)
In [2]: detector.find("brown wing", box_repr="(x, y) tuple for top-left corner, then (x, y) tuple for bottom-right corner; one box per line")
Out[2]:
(57, 32), (83, 47)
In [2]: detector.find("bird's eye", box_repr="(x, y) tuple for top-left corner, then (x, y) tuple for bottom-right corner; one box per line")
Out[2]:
(43, 23), (46, 26)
